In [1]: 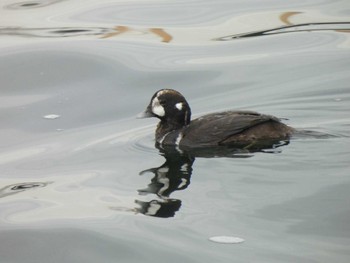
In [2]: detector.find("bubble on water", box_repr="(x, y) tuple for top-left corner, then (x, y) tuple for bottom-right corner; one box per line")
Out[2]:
(43, 114), (60, 119)
(209, 236), (245, 244)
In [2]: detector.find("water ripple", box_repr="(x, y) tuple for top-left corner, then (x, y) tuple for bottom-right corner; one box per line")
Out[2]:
(0, 181), (52, 198)
(0, 26), (111, 38)
(109, 125), (156, 155)
(5, 0), (64, 10)
(73, 123), (156, 155)
(214, 22), (350, 41)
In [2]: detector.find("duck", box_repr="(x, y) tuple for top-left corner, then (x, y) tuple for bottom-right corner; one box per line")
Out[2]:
(138, 89), (294, 149)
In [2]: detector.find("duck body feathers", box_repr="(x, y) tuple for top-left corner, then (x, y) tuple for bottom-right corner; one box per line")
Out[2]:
(158, 110), (292, 148)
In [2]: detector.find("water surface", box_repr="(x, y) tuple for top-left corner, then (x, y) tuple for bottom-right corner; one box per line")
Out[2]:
(1, 0), (350, 262)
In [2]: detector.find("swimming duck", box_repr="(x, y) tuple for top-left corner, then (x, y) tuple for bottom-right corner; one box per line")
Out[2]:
(138, 89), (293, 149)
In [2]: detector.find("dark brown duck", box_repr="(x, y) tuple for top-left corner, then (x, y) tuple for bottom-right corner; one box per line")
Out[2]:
(138, 89), (294, 149)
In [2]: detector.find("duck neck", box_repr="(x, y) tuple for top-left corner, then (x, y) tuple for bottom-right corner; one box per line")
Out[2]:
(155, 107), (191, 143)
(155, 120), (184, 142)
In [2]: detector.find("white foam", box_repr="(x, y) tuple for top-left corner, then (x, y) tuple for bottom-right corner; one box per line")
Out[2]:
(43, 114), (60, 119)
(209, 236), (245, 244)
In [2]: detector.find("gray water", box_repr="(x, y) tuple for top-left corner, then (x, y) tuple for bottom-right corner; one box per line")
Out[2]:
(1, 0), (350, 262)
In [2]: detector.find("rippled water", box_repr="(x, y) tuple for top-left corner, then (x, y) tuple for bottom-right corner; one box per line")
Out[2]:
(1, 0), (350, 262)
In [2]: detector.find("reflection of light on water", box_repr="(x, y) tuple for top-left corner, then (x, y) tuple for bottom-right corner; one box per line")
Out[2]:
(2, 21), (349, 44)
(0, 147), (47, 165)
(0, 118), (161, 222)
(0, 173), (136, 223)
(0, 94), (48, 108)
(1, 3), (349, 45)
(186, 54), (269, 64)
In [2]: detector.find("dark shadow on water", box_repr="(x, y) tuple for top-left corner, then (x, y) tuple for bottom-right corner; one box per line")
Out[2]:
(0, 26), (112, 38)
(214, 22), (350, 41)
(5, 0), (65, 10)
(0, 25), (173, 42)
(0, 181), (52, 198)
(292, 129), (341, 139)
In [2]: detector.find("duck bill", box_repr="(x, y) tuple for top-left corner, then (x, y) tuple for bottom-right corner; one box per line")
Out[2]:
(137, 107), (154, 119)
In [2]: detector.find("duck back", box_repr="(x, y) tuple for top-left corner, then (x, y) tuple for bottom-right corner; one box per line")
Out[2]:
(180, 111), (292, 147)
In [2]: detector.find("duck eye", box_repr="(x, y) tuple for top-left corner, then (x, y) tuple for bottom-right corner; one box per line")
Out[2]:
(159, 99), (166, 105)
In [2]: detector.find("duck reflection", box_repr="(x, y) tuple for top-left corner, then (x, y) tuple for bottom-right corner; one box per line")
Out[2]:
(135, 140), (289, 218)
(135, 147), (194, 218)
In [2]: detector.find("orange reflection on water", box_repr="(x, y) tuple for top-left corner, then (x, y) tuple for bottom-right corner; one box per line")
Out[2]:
(280, 11), (302, 25)
(100, 25), (129, 39)
(100, 26), (173, 43)
(149, 28), (173, 43)
(336, 29), (350, 33)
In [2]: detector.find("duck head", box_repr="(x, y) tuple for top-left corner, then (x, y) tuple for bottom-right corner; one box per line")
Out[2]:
(138, 89), (191, 128)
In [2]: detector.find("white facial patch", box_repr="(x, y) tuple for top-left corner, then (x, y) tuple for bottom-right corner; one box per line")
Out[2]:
(175, 102), (183, 111)
(151, 97), (165, 117)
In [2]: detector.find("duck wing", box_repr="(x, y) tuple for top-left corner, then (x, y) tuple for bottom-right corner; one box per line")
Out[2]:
(181, 111), (281, 147)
